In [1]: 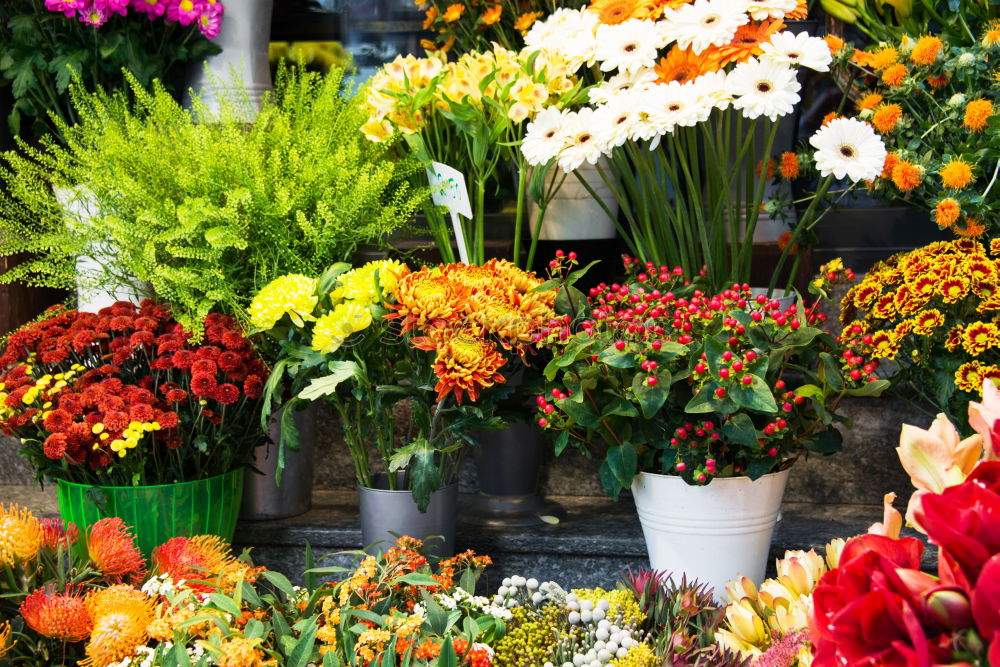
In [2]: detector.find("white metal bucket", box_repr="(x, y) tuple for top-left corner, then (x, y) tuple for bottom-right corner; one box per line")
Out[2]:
(529, 160), (619, 240)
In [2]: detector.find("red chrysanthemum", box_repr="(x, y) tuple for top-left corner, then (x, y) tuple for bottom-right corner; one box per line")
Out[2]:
(243, 375), (263, 400)
(19, 586), (92, 642)
(156, 411), (179, 429)
(128, 404), (154, 423)
(191, 359), (217, 376)
(220, 331), (248, 350)
(165, 389), (188, 403)
(102, 411), (130, 432)
(217, 351), (242, 373)
(129, 330), (155, 347)
(213, 384), (240, 405)
(189, 373), (218, 398)
(87, 518), (146, 584)
(171, 350), (196, 370)
(43, 409), (74, 433)
(43, 433), (69, 460)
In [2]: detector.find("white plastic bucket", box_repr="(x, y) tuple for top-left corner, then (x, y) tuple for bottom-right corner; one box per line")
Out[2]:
(631, 468), (790, 598)
(529, 160), (619, 240)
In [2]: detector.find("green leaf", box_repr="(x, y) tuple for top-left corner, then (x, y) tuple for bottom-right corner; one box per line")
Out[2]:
(603, 395), (639, 418)
(720, 413), (759, 449)
(553, 429), (570, 456)
(286, 616), (319, 667)
(208, 593), (243, 618)
(558, 397), (601, 429)
(437, 637), (457, 667)
(598, 345), (637, 369)
(746, 457), (775, 481)
(803, 427), (843, 454)
(565, 260), (601, 286)
(845, 379), (890, 397)
(634, 376), (669, 419)
(318, 262), (352, 295)
(263, 571), (296, 601)
(298, 361), (360, 401)
(704, 337), (726, 376)
(408, 439), (441, 513)
(729, 375), (778, 414)
(818, 352), (844, 392)
(602, 444), (638, 493)
(276, 397), (302, 486)
(396, 572), (441, 587)
(244, 619), (265, 640)
(685, 383), (737, 414)
(555, 284), (586, 317)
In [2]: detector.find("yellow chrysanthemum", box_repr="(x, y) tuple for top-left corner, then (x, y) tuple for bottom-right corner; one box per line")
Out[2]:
(82, 585), (154, 667)
(990, 239), (1000, 256)
(940, 277), (970, 303)
(909, 36), (943, 65)
(984, 20), (1000, 46)
(913, 309), (945, 334)
(940, 160), (974, 189)
(250, 275), (318, 329)
(311, 302), (372, 354)
(870, 331), (900, 358)
(571, 588), (646, 627)
(0, 503), (44, 567)
(962, 321), (1000, 355)
(333, 260), (409, 305)
(964, 99), (993, 132)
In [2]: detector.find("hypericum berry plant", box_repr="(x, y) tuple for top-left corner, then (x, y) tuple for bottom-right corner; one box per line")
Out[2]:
(537, 258), (888, 498)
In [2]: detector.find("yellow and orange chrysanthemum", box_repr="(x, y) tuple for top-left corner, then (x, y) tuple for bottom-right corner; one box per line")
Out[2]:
(432, 329), (507, 403)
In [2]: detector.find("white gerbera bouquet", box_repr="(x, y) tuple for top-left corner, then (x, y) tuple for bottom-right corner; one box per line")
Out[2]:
(520, 0), (886, 292)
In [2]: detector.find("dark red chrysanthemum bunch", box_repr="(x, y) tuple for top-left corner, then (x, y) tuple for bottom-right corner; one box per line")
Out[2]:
(0, 301), (268, 485)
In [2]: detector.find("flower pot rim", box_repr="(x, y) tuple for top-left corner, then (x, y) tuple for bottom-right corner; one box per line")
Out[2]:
(636, 468), (791, 485)
(357, 481), (459, 495)
(54, 467), (243, 491)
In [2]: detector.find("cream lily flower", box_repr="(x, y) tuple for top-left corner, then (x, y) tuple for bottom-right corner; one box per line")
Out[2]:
(868, 492), (903, 539)
(716, 598), (768, 657)
(968, 378), (1000, 461)
(774, 549), (828, 597)
(824, 538), (845, 570)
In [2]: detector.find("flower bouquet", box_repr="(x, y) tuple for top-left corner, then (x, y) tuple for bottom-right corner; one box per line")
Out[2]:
(827, 29), (999, 238)
(517, 3), (887, 292)
(537, 257), (886, 591)
(0, 300), (267, 553)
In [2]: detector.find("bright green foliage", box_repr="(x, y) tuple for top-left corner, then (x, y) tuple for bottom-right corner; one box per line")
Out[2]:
(0, 65), (428, 335)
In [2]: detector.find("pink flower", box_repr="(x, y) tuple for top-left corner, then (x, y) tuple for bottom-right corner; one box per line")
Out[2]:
(77, 2), (109, 26)
(197, 1), (223, 38)
(165, 0), (202, 25)
(95, 0), (130, 15)
(130, 0), (167, 18)
(44, 0), (83, 17)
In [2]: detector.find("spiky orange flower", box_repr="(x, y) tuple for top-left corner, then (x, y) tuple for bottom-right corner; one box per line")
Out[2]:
(934, 198), (961, 227)
(19, 586), (92, 642)
(589, 0), (658, 23)
(0, 503), (44, 566)
(872, 103), (902, 133)
(984, 20), (1000, 46)
(482, 4), (502, 24)
(909, 36), (943, 65)
(940, 160), (973, 189)
(964, 99), (993, 132)
(779, 152), (800, 180)
(87, 518), (146, 584)
(0, 621), (12, 658)
(83, 585), (154, 667)
(39, 518), (79, 551)
(654, 45), (721, 84)
(151, 535), (238, 593)
(955, 217), (987, 239)
(857, 92), (883, 111)
(432, 329), (507, 403)
(869, 46), (899, 70)
(881, 63), (908, 87)
(824, 35), (845, 54)
(881, 152), (900, 179)
(891, 161), (922, 191)
(712, 19), (785, 66)
(927, 73), (949, 89)
(514, 11), (541, 32)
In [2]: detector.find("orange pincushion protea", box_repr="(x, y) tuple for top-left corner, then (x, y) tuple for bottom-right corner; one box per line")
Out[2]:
(432, 329), (507, 403)
(87, 518), (146, 584)
(39, 518), (79, 550)
(151, 535), (237, 593)
(0, 621), (11, 658)
(83, 585), (154, 667)
(19, 586), (92, 642)
(0, 503), (45, 566)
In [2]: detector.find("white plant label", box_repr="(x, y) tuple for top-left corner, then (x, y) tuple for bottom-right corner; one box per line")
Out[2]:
(427, 162), (472, 264)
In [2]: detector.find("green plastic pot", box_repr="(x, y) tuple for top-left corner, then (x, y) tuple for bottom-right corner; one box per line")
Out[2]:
(55, 468), (244, 558)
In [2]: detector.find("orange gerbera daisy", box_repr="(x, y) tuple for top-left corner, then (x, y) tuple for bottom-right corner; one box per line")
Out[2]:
(514, 11), (541, 32)
(909, 36), (943, 65)
(891, 161), (922, 191)
(787, 0), (808, 19)
(87, 518), (146, 585)
(0, 503), (44, 567)
(422, 5), (438, 29)
(821, 111), (840, 127)
(712, 19), (785, 66)
(857, 92), (883, 111)
(964, 99), (993, 132)
(824, 35), (845, 54)
(589, 0), (658, 24)
(482, 4), (502, 24)
(654, 45), (721, 84)
(779, 152), (800, 180)
(935, 198), (961, 227)
(881, 63), (908, 87)
(940, 160), (974, 189)
(872, 103), (902, 133)
(432, 329), (507, 403)
(19, 586), (92, 642)
(83, 585), (154, 667)
(442, 3), (464, 22)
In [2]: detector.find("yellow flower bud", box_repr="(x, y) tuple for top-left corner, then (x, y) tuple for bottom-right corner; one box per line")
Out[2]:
(92, 423), (105, 435)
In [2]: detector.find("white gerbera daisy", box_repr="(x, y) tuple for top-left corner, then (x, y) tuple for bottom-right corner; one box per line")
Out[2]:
(745, 0), (797, 20)
(809, 117), (887, 181)
(729, 58), (800, 120)
(557, 108), (607, 173)
(521, 107), (569, 166)
(595, 20), (662, 73)
(660, 0), (750, 55)
(595, 93), (642, 149)
(524, 8), (599, 71)
(589, 68), (658, 105)
(690, 69), (733, 111)
(759, 31), (833, 71)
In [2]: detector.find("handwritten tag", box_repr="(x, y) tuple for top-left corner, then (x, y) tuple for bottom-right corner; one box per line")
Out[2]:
(427, 162), (473, 219)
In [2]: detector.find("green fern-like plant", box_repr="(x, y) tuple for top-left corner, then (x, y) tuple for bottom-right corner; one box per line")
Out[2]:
(0, 64), (428, 335)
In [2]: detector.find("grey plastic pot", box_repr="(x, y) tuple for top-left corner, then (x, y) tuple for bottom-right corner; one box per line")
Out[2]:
(239, 403), (317, 521)
(358, 473), (458, 557)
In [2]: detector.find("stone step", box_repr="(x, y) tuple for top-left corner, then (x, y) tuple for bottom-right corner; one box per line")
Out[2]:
(0, 485), (934, 591)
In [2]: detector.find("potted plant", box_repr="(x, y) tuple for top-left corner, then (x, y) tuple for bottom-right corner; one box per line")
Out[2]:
(537, 257), (888, 594)
(0, 301), (267, 557)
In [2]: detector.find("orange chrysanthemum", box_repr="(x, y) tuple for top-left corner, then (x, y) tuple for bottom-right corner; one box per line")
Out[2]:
(589, 0), (658, 24)
(934, 198), (961, 227)
(432, 329), (507, 403)
(514, 11), (541, 32)
(870, 46), (899, 70)
(857, 92), (883, 111)
(482, 4), (502, 24)
(963, 321), (1000, 355)
(881, 152), (900, 179)
(712, 19), (785, 66)
(909, 36), (943, 65)
(913, 309), (945, 335)
(891, 161), (922, 191)
(870, 331), (900, 358)
(927, 73), (949, 89)
(19, 586), (92, 642)
(779, 152), (800, 180)
(990, 238), (1000, 256)
(0, 503), (45, 567)
(87, 518), (146, 584)
(872, 103), (902, 133)
(83, 585), (154, 667)
(964, 99), (993, 132)
(956, 361), (986, 393)
(654, 45), (721, 84)
(387, 271), (472, 332)
(940, 278), (969, 303)
(151, 535), (238, 593)
(940, 160), (974, 189)
(442, 3), (464, 22)
(881, 63), (908, 87)
(824, 35), (845, 54)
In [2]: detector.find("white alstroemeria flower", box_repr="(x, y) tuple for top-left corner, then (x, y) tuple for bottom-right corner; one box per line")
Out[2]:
(595, 19), (662, 73)
(729, 57), (801, 120)
(660, 0), (750, 55)
(809, 117), (887, 181)
(524, 8), (599, 71)
(760, 31), (833, 71)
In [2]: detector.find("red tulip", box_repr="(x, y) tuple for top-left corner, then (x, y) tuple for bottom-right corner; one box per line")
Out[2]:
(971, 554), (1000, 643)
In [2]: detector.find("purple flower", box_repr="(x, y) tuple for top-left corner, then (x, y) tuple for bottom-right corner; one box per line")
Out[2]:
(76, 1), (109, 26)
(130, 0), (167, 19)
(95, 0), (131, 16)
(196, 2), (223, 38)
(43, 0), (84, 17)
(164, 0), (202, 26)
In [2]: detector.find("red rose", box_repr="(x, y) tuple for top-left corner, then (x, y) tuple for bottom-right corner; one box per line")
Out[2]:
(213, 383), (240, 405)
(191, 359), (217, 376)
(43, 433), (69, 459)
(189, 373), (217, 398)
(42, 409), (73, 433)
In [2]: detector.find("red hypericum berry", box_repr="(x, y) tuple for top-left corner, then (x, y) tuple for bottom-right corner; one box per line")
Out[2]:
(775, 380), (786, 389)
(678, 335), (692, 344)
(544, 404), (555, 414)
(794, 395), (804, 405)
(615, 340), (626, 351)
(777, 419), (787, 429)
(790, 320), (800, 330)
(862, 335), (873, 345)
(746, 350), (757, 361)
(767, 447), (778, 457)
(538, 418), (548, 428)
(568, 251), (577, 260)
(703, 421), (715, 431)
(555, 249), (564, 257)
(732, 360), (744, 372)
(549, 260), (559, 269)
(695, 362), (707, 374)
(647, 376), (658, 386)
(676, 462), (687, 472)
(652, 340), (662, 351)
(676, 428), (688, 438)
(719, 368), (731, 379)
(670, 438), (679, 446)
(536, 396), (547, 407)
(863, 363), (875, 374)
(715, 387), (727, 398)
(722, 350), (733, 361)
(697, 473), (707, 482)
(850, 369), (862, 380)
(751, 312), (763, 322)
(756, 294), (768, 304)
(695, 428), (705, 437)
(782, 402), (793, 412)
(741, 376), (753, 386)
